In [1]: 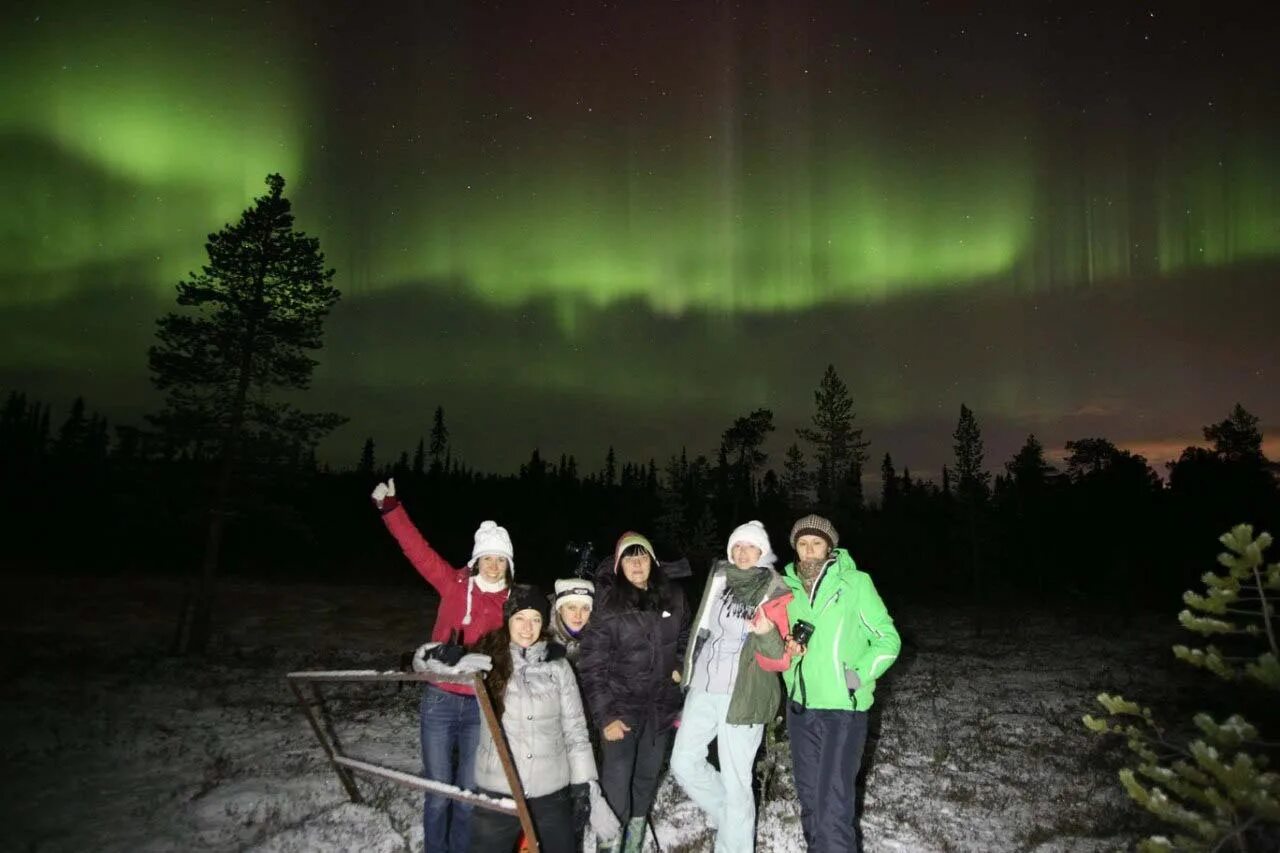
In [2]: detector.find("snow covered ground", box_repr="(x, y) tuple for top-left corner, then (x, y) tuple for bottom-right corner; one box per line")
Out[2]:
(2, 574), (1182, 852)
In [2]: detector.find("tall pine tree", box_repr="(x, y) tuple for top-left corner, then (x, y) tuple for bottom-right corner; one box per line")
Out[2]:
(149, 174), (343, 654)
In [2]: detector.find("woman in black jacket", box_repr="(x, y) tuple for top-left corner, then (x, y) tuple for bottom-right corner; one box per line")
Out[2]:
(578, 531), (689, 853)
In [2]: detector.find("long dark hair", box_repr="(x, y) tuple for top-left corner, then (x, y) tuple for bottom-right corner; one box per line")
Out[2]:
(604, 544), (672, 612)
(473, 622), (546, 718)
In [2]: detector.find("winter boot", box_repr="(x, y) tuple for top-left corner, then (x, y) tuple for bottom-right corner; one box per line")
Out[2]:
(622, 817), (647, 853)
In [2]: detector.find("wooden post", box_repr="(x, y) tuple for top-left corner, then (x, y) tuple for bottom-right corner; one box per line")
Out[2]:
(472, 673), (540, 853)
(287, 679), (363, 802)
(284, 669), (538, 849)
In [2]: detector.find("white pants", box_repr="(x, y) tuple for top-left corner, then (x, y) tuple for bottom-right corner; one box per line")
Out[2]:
(670, 690), (764, 853)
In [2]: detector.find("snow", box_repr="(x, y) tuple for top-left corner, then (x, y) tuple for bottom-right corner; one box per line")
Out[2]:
(2, 574), (1183, 851)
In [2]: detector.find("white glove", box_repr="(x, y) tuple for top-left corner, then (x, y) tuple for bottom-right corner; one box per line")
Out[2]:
(456, 653), (493, 674)
(587, 780), (621, 841)
(370, 477), (396, 509)
(411, 642), (440, 673)
(419, 652), (493, 678)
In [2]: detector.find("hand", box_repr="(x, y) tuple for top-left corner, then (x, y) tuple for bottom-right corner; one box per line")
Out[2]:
(587, 779), (621, 841)
(671, 670), (682, 684)
(602, 720), (631, 741)
(426, 642), (465, 667)
(370, 478), (397, 510)
(785, 637), (806, 658)
(749, 611), (777, 635)
(844, 668), (861, 692)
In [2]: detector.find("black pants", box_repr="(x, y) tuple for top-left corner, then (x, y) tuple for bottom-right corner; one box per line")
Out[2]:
(468, 786), (576, 853)
(786, 706), (869, 853)
(599, 715), (671, 825)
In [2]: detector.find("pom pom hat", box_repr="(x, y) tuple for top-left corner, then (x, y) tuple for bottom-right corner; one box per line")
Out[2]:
(467, 520), (515, 571)
(727, 520), (776, 567)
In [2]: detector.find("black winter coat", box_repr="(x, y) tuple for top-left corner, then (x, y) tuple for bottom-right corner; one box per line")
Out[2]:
(578, 576), (690, 731)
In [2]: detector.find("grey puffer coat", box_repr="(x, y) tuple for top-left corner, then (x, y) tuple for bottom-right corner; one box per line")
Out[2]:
(475, 640), (598, 798)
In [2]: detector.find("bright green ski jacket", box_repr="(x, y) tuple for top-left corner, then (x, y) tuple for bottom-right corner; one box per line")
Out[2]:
(781, 548), (900, 711)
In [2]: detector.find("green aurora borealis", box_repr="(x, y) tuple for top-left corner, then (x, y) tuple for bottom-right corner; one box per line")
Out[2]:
(3, 1), (1279, 473)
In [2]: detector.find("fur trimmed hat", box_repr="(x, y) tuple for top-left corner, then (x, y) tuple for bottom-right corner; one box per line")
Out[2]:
(503, 583), (550, 624)
(467, 520), (514, 572)
(727, 520), (776, 567)
(789, 514), (839, 550)
(613, 531), (658, 572)
(553, 578), (595, 611)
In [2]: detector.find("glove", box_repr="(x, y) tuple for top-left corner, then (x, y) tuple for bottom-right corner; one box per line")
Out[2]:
(411, 642), (440, 673)
(418, 652), (493, 679)
(587, 780), (620, 841)
(427, 642), (466, 667)
(455, 653), (493, 674)
(570, 782), (591, 835)
(370, 478), (398, 511)
(844, 667), (861, 692)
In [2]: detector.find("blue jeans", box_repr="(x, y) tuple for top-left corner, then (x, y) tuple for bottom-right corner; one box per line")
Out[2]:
(420, 684), (480, 853)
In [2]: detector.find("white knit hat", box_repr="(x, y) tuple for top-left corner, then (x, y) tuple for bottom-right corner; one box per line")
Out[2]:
(727, 520), (776, 567)
(467, 520), (515, 571)
(553, 578), (595, 611)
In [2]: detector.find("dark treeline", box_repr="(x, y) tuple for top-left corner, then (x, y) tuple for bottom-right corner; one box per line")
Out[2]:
(1, 377), (1277, 608)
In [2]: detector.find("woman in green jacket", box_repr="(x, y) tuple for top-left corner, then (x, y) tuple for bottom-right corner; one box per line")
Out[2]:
(781, 514), (900, 853)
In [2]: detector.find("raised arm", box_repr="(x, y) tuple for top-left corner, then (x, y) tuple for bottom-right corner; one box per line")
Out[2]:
(371, 478), (458, 593)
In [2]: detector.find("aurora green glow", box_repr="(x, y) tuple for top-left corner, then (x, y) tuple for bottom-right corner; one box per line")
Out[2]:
(2, 1), (1278, 475)
(1, 4), (305, 291)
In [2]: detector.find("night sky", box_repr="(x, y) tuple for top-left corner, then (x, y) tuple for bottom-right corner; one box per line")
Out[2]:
(4, 1), (1279, 479)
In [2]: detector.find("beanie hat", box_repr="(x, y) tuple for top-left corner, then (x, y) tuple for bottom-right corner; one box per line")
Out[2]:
(554, 578), (595, 611)
(467, 520), (515, 572)
(726, 520), (777, 567)
(789, 514), (839, 550)
(613, 531), (658, 572)
(503, 583), (550, 624)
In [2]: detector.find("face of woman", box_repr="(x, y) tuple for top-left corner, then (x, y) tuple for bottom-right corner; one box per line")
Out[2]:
(730, 542), (763, 570)
(558, 601), (590, 632)
(620, 553), (652, 589)
(795, 534), (831, 562)
(476, 554), (509, 583)
(508, 610), (543, 647)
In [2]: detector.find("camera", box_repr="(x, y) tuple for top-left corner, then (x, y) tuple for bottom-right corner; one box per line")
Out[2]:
(790, 619), (815, 647)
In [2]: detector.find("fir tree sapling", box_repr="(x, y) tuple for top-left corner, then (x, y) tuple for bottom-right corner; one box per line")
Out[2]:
(1083, 525), (1280, 851)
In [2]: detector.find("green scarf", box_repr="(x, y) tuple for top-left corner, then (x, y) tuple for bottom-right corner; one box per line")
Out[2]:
(724, 565), (772, 617)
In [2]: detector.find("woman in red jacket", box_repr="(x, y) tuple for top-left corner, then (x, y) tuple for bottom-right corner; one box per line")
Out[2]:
(371, 478), (511, 853)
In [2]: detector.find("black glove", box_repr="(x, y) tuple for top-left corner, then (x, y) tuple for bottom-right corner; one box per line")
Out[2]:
(427, 643), (465, 667)
(570, 782), (591, 834)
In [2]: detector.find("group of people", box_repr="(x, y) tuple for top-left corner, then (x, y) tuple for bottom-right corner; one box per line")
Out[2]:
(370, 477), (901, 853)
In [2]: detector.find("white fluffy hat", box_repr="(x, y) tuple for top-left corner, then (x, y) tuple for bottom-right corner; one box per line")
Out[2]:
(467, 520), (514, 572)
(727, 520), (776, 567)
(553, 578), (595, 611)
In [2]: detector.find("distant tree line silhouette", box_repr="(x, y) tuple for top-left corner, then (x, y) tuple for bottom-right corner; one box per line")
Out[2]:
(1, 379), (1276, 607)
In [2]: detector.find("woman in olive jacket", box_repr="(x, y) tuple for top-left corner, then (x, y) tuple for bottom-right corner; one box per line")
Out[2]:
(578, 532), (689, 853)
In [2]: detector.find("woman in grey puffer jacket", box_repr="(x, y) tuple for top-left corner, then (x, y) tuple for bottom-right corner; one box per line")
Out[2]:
(469, 585), (618, 853)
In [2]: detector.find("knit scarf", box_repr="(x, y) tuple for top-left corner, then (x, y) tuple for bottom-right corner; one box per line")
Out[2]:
(795, 558), (826, 598)
(723, 565), (772, 619)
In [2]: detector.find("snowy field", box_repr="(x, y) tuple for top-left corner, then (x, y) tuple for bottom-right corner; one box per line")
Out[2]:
(1, 574), (1184, 852)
